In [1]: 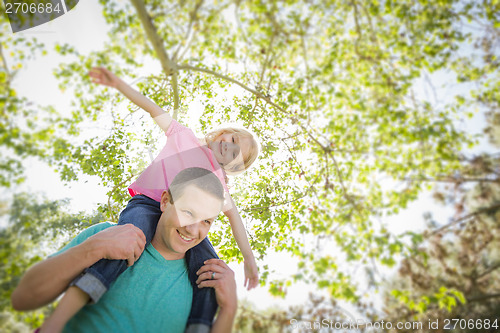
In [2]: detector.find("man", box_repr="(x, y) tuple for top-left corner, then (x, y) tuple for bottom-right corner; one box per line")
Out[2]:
(11, 167), (237, 333)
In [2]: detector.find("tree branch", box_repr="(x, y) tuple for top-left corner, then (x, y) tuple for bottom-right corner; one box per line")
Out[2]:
(467, 293), (500, 303)
(476, 262), (500, 280)
(405, 176), (500, 184)
(431, 202), (500, 235)
(173, 0), (204, 62)
(129, 0), (176, 74)
(0, 43), (11, 85)
(359, 1), (377, 44)
(178, 65), (328, 155)
(171, 72), (180, 115)
(330, 152), (357, 209)
(242, 187), (312, 212)
(350, 0), (378, 63)
(279, 127), (325, 205)
(129, 0), (180, 116)
(178, 63), (283, 109)
(258, 32), (275, 86)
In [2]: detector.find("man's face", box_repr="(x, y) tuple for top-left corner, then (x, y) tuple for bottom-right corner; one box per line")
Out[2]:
(151, 184), (223, 260)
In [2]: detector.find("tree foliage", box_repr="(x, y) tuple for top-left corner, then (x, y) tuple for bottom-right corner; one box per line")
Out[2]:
(0, 14), (55, 187)
(379, 110), (500, 331)
(1, 0), (499, 330)
(0, 193), (103, 329)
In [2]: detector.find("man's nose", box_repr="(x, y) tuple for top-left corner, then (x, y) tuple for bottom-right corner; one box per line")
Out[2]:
(184, 222), (200, 234)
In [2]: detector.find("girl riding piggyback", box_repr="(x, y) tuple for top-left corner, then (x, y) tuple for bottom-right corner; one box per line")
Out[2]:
(42, 67), (260, 333)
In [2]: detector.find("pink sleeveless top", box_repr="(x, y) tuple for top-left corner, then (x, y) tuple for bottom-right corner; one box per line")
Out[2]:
(128, 120), (231, 211)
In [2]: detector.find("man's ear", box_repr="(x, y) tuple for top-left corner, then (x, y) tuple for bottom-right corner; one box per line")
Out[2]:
(160, 190), (171, 212)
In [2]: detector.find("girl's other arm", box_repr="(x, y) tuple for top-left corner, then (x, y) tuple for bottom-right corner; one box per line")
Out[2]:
(224, 201), (259, 290)
(89, 67), (172, 131)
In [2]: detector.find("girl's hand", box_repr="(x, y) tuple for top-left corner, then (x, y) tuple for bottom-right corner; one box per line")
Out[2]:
(243, 258), (259, 290)
(89, 67), (121, 88)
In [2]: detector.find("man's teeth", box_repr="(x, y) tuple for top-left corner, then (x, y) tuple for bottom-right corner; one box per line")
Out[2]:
(179, 232), (193, 241)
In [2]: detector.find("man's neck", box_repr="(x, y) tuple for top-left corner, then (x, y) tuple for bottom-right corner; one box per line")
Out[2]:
(151, 237), (186, 260)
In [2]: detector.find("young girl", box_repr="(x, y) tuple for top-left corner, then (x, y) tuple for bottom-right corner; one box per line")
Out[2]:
(42, 67), (260, 333)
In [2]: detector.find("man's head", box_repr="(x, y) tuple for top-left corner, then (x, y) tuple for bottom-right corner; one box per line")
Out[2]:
(152, 167), (225, 260)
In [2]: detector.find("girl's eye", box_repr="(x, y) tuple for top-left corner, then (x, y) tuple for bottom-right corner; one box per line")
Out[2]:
(204, 220), (212, 224)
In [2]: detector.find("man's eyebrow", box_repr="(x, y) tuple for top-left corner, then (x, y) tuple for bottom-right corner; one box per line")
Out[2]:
(190, 207), (219, 220)
(178, 204), (197, 216)
(205, 213), (220, 221)
(203, 213), (219, 220)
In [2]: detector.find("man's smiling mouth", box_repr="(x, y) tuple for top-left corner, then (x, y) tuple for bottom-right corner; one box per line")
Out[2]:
(177, 230), (194, 242)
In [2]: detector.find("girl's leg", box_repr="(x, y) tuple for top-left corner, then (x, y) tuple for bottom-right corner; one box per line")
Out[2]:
(72, 195), (162, 303)
(185, 238), (219, 331)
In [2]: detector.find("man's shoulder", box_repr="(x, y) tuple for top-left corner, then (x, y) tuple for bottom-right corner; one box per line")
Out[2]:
(84, 221), (116, 233)
(51, 222), (116, 257)
(72, 222), (116, 242)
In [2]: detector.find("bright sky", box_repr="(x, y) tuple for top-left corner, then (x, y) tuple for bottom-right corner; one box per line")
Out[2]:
(5, 0), (493, 318)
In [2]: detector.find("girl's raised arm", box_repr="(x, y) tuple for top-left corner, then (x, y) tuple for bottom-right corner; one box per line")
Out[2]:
(89, 67), (172, 131)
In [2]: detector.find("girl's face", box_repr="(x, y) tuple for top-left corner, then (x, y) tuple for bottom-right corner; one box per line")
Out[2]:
(208, 132), (252, 170)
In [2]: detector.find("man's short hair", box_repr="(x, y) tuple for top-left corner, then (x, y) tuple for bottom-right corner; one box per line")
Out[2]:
(168, 167), (225, 204)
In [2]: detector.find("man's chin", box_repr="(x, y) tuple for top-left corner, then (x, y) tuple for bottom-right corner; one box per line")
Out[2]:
(185, 240), (202, 252)
(172, 243), (197, 256)
(174, 232), (200, 251)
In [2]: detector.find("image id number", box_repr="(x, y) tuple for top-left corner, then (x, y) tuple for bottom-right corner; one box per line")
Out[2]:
(443, 318), (498, 330)
(5, 2), (62, 14)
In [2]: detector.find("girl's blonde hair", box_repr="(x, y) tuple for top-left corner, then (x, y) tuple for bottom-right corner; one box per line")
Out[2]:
(205, 127), (260, 175)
